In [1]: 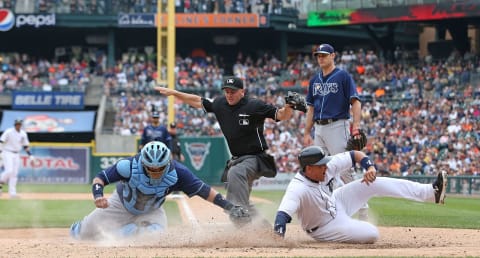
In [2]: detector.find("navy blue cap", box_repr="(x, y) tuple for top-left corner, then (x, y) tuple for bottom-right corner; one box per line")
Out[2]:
(313, 44), (335, 55)
(152, 112), (160, 118)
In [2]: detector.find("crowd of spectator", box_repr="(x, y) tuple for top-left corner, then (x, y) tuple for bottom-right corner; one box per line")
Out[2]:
(4, 0), (300, 16)
(2, 42), (480, 184)
(108, 46), (480, 180)
(0, 52), (91, 93)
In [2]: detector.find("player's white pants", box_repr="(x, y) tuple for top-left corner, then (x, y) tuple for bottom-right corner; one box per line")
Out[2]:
(1, 151), (20, 196)
(308, 177), (435, 243)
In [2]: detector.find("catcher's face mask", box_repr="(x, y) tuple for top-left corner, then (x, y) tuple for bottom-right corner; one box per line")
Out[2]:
(143, 163), (168, 179)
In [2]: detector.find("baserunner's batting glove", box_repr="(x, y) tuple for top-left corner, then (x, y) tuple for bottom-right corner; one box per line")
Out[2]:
(274, 223), (286, 238)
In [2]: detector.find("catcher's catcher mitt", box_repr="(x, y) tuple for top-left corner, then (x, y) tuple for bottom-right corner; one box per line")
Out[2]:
(346, 129), (367, 151)
(228, 205), (251, 227)
(285, 91), (307, 112)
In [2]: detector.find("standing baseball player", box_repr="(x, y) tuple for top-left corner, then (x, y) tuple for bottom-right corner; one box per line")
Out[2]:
(70, 141), (249, 240)
(0, 119), (33, 198)
(168, 122), (185, 162)
(303, 43), (369, 219)
(273, 145), (448, 243)
(139, 111), (172, 151)
(154, 76), (299, 226)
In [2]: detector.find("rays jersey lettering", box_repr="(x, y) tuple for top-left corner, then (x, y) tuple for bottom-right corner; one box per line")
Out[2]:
(122, 158), (178, 215)
(313, 82), (339, 96)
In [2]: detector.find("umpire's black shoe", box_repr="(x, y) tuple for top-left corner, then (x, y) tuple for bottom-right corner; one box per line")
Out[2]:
(433, 170), (447, 204)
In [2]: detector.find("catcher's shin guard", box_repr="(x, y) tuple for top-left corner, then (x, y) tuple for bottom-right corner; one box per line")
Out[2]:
(70, 221), (82, 240)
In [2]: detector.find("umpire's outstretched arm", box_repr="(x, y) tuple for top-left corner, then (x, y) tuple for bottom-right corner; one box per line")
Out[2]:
(155, 87), (203, 108)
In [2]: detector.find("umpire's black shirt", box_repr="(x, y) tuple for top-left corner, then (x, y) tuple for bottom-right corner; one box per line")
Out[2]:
(202, 96), (279, 157)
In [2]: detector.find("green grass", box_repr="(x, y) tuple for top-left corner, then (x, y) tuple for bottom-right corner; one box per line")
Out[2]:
(1, 185), (479, 229)
(368, 196), (480, 229)
(0, 199), (180, 228)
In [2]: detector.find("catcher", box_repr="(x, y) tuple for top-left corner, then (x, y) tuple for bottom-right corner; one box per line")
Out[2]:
(70, 141), (249, 240)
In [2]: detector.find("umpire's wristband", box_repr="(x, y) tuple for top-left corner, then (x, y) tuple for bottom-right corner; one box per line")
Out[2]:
(92, 183), (104, 199)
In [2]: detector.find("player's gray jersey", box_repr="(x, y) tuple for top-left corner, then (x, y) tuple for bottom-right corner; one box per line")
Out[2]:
(0, 128), (30, 152)
(277, 152), (354, 231)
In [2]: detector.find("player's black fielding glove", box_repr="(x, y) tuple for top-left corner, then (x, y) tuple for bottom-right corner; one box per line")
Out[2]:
(284, 91), (307, 112)
(226, 204), (251, 227)
(346, 129), (367, 151)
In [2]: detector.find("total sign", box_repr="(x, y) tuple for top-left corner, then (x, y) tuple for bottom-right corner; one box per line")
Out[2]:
(0, 9), (56, 32)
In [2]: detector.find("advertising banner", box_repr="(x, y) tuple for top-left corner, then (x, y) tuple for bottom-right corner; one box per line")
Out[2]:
(12, 91), (84, 110)
(118, 13), (156, 28)
(0, 110), (95, 132)
(308, 1), (480, 26)
(118, 13), (265, 28)
(13, 146), (90, 183)
(0, 9), (55, 31)
(160, 13), (261, 28)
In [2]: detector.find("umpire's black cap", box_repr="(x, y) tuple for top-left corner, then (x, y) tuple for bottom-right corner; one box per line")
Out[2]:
(222, 76), (244, 90)
(313, 44), (335, 56)
(298, 146), (332, 168)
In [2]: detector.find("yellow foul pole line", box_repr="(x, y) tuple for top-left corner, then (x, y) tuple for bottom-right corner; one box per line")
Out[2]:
(167, 0), (175, 125)
(156, 0), (175, 124)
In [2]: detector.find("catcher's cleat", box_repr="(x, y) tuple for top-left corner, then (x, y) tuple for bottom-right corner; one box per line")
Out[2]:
(433, 171), (447, 204)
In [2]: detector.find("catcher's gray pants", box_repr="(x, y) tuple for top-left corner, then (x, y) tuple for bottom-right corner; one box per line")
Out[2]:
(71, 190), (167, 240)
(224, 155), (262, 217)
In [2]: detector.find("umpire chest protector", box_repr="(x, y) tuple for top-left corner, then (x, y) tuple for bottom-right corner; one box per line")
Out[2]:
(203, 97), (277, 156)
(116, 157), (178, 215)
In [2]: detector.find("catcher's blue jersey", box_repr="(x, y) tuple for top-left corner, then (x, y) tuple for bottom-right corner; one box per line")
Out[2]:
(306, 68), (359, 121)
(97, 156), (207, 215)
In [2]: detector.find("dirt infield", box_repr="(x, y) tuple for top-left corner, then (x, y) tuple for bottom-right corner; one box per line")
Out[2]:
(1, 193), (479, 257)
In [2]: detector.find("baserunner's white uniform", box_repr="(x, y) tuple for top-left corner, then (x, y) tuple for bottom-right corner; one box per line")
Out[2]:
(0, 127), (30, 197)
(277, 152), (436, 243)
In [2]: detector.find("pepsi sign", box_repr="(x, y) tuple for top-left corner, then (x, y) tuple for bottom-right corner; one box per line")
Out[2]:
(0, 9), (56, 31)
(0, 9), (14, 31)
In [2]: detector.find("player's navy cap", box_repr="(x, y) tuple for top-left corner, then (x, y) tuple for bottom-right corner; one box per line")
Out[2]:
(14, 119), (23, 125)
(222, 76), (244, 90)
(298, 146), (332, 168)
(152, 111), (160, 118)
(313, 44), (335, 55)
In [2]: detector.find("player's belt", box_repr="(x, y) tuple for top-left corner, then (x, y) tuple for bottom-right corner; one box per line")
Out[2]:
(306, 226), (319, 234)
(315, 118), (339, 125)
(3, 149), (19, 153)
